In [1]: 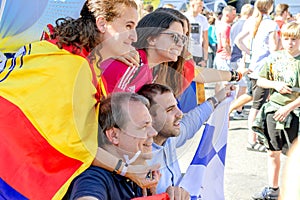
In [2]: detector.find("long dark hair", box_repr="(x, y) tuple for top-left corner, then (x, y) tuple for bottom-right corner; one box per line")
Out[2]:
(133, 11), (183, 49)
(154, 8), (191, 97)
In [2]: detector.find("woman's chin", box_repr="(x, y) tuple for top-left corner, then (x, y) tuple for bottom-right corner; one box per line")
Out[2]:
(168, 54), (179, 62)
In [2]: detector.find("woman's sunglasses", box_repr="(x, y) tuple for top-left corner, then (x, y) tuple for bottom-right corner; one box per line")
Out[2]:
(160, 32), (188, 46)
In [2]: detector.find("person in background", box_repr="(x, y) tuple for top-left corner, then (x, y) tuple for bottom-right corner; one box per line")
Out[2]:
(144, 4), (154, 16)
(228, 6), (259, 123)
(252, 21), (300, 200)
(235, 0), (279, 153)
(214, 5), (236, 71)
(207, 13), (218, 69)
(229, 4), (254, 120)
(286, 11), (295, 22)
(163, 3), (175, 9)
(274, 3), (289, 48)
(214, 5), (236, 93)
(183, 0), (209, 111)
(184, 0), (209, 67)
(274, 4), (289, 31)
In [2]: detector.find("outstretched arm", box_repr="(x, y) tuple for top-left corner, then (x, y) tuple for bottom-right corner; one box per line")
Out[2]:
(193, 66), (236, 83)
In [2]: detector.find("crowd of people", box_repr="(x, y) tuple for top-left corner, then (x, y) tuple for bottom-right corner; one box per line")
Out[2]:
(1, 0), (300, 199)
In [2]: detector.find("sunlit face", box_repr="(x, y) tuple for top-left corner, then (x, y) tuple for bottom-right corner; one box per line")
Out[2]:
(227, 10), (236, 23)
(151, 21), (185, 62)
(101, 5), (138, 60)
(282, 10), (289, 19)
(117, 101), (157, 163)
(151, 92), (183, 139)
(281, 36), (300, 55)
(192, 0), (204, 14)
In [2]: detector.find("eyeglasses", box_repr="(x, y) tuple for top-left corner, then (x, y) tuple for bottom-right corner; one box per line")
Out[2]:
(160, 32), (188, 46)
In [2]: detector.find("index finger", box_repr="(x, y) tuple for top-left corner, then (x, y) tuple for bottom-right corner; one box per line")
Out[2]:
(286, 86), (292, 93)
(166, 186), (175, 200)
(140, 177), (159, 188)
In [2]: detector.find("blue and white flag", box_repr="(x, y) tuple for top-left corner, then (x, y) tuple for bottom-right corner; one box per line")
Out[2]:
(179, 95), (234, 200)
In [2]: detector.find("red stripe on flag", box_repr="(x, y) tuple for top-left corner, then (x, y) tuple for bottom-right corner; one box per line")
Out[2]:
(132, 193), (170, 200)
(0, 97), (83, 199)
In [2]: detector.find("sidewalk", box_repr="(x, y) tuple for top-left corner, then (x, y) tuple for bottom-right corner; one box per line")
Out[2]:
(177, 83), (287, 200)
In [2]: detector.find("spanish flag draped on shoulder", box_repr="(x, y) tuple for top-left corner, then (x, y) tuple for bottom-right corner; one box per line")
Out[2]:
(0, 40), (101, 199)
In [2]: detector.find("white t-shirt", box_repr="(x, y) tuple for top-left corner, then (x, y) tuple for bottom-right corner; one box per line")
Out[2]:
(185, 11), (209, 57)
(248, 15), (279, 79)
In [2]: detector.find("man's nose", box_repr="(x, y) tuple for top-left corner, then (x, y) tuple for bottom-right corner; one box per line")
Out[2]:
(147, 126), (158, 137)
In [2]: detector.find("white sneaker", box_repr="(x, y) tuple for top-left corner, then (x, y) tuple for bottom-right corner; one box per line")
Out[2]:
(233, 111), (247, 120)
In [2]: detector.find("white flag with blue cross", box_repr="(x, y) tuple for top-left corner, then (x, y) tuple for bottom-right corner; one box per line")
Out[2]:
(179, 95), (234, 200)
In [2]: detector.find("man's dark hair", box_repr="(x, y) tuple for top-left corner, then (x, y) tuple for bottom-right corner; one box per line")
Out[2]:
(137, 83), (173, 106)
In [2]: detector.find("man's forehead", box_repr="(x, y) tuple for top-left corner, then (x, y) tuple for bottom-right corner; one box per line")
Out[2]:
(126, 101), (151, 124)
(153, 92), (177, 109)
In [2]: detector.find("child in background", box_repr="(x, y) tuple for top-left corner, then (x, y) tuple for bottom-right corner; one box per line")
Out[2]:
(252, 21), (300, 200)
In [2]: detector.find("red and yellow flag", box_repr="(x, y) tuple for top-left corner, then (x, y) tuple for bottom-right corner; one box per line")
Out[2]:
(0, 40), (99, 199)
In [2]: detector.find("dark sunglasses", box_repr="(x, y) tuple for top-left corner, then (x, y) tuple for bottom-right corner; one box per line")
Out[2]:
(160, 32), (188, 46)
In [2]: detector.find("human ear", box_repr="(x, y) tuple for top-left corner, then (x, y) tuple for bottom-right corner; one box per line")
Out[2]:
(147, 37), (157, 46)
(105, 127), (120, 145)
(96, 16), (107, 33)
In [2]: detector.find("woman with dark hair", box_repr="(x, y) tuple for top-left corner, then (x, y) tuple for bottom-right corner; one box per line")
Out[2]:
(102, 8), (241, 97)
(0, 0), (159, 199)
(111, 8), (241, 115)
(100, 11), (187, 94)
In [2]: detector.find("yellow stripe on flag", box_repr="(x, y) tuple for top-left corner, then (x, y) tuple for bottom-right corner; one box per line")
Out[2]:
(0, 41), (98, 198)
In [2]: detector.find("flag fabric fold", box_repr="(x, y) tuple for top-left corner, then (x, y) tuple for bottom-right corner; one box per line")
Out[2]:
(0, 0), (85, 53)
(179, 95), (234, 200)
(0, 41), (98, 199)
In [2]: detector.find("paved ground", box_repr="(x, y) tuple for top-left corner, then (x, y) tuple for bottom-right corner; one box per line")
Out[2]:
(176, 83), (287, 200)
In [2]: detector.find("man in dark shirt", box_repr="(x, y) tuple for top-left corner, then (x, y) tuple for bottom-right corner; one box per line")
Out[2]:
(68, 92), (190, 200)
(69, 92), (157, 199)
